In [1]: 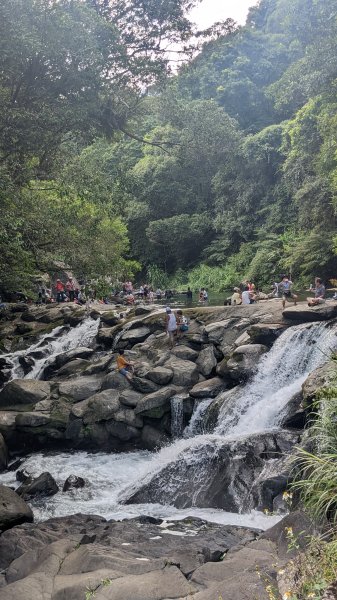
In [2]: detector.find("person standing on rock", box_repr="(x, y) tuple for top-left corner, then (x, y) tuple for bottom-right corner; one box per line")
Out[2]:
(65, 277), (76, 302)
(165, 307), (177, 348)
(176, 309), (189, 342)
(55, 279), (65, 303)
(278, 275), (298, 309)
(116, 349), (134, 381)
(307, 278), (326, 306)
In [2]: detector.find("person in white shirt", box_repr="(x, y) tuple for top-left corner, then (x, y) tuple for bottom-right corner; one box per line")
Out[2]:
(241, 287), (251, 305)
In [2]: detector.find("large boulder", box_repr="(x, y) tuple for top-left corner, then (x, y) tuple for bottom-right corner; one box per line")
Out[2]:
(101, 370), (131, 391)
(189, 377), (227, 399)
(17, 471), (59, 500)
(71, 390), (121, 423)
(203, 319), (238, 344)
(146, 366), (173, 385)
(99, 311), (120, 326)
(217, 344), (268, 381)
(163, 357), (199, 387)
(120, 326), (151, 345)
(57, 376), (103, 402)
(119, 390), (143, 408)
(170, 345), (198, 361)
(196, 346), (217, 377)
(0, 485), (33, 531)
(134, 386), (178, 417)
(130, 377), (159, 394)
(248, 322), (287, 346)
(283, 303), (337, 322)
(126, 431), (298, 511)
(302, 361), (336, 407)
(0, 380), (50, 410)
(56, 359), (91, 377)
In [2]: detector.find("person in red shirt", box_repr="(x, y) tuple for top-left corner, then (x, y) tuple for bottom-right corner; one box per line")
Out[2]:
(55, 279), (65, 303)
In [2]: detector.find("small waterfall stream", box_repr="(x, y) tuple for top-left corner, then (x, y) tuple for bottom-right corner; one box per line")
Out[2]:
(3, 318), (99, 381)
(170, 395), (184, 438)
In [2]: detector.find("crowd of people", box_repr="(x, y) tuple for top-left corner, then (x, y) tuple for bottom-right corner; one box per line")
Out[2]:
(229, 275), (327, 308)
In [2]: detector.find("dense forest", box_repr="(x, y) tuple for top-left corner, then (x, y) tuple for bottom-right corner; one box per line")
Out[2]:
(1, 0), (337, 296)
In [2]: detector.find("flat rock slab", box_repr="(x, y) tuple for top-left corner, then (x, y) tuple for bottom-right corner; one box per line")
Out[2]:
(0, 380), (50, 409)
(283, 303), (337, 321)
(121, 327), (151, 344)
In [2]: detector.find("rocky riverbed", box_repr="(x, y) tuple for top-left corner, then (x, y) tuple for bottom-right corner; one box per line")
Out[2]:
(0, 299), (336, 599)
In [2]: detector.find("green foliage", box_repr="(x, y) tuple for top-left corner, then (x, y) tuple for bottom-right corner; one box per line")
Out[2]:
(291, 379), (337, 523)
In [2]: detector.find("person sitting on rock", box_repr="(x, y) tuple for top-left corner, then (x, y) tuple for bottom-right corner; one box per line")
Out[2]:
(116, 349), (134, 381)
(176, 309), (189, 341)
(231, 287), (242, 305)
(278, 275), (298, 309)
(307, 278), (326, 307)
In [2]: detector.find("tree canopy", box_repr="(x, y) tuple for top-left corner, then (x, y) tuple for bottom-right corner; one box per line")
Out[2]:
(1, 0), (337, 295)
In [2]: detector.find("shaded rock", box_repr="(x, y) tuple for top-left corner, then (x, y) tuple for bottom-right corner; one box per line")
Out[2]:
(63, 475), (86, 492)
(119, 390), (143, 408)
(0, 434), (8, 472)
(196, 346), (217, 377)
(189, 377), (227, 399)
(170, 345), (198, 361)
(221, 344), (268, 381)
(203, 319), (237, 343)
(71, 390), (120, 423)
(283, 303), (337, 322)
(279, 392), (306, 429)
(163, 356), (199, 387)
(261, 511), (315, 560)
(83, 356), (113, 375)
(0, 485), (33, 531)
(100, 311), (120, 326)
(130, 377), (159, 395)
(0, 380), (50, 409)
(302, 361), (336, 407)
(248, 322), (287, 346)
(18, 355), (35, 375)
(56, 358), (91, 377)
(17, 471), (59, 499)
(15, 412), (53, 427)
(97, 327), (117, 345)
(54, 347), (94, 369)
(121, 326), (151, 345)
(146, 366), (173, 385)
(141, 425), (171, 450)
(105, 420), (140, 442)
(132, 305), (154, 316)
(101, 371), (131, 391)
(15, 322), (34, 335)
(113, 408), (143, 429)
(58, 376), (102, 402)
(134, 386), (178, 417)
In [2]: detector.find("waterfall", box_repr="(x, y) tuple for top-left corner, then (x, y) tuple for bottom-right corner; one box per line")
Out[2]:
(215, 320), (337, 436)
(119, 320), (337, 509)
(184, 399), (213, 437)
(3, 318), (99, 381)
(170, 395), (184, 438)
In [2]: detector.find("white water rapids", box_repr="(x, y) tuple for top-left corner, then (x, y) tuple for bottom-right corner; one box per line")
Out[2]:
(0, 318), (336, 530)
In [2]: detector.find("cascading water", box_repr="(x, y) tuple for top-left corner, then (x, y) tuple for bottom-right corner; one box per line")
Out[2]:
(184, 398), (213, 437)
(1, 319), (336, 529)
(170, 395), (184, 438)
(3, 317), (99, 381)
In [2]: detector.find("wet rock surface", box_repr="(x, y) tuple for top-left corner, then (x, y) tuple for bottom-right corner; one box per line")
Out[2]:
(0, 513), (274, 600)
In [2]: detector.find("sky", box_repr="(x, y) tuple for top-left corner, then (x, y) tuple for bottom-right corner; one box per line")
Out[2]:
(189, 0), (259, 28)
